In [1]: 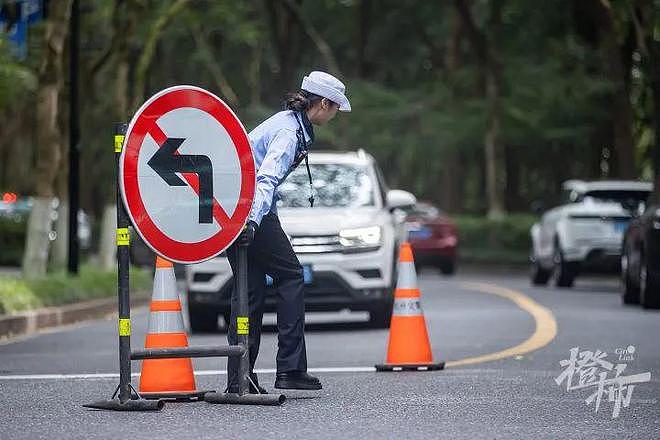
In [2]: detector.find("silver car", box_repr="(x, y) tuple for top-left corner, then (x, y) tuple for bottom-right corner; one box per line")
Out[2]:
(185, 150), (415, 330)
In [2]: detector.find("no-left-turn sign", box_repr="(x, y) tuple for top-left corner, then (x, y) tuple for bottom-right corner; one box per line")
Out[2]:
(119, 85), (255, 264)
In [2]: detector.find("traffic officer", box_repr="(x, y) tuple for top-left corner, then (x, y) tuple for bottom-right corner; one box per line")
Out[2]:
(226, 71), (351, 393)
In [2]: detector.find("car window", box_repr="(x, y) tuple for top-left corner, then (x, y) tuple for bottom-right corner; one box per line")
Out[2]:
(277, 163), (376, 208)
(583, 190), (650, 204)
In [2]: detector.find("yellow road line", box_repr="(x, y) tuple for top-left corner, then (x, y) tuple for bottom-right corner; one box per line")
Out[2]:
(445, 282), (558, 368)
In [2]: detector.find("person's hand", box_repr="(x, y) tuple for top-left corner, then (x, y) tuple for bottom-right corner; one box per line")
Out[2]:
(238, 221), (258, 246)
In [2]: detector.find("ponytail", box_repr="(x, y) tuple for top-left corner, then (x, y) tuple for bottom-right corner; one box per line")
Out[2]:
(283, 90), (322, 112)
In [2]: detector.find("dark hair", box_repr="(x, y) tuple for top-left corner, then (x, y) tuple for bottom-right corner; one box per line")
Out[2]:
(283, 90), (323, 112)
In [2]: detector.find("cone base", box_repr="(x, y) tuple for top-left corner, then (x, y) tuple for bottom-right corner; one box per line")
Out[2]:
(140, 390), (211, 401)
(374, 361), (445, 372)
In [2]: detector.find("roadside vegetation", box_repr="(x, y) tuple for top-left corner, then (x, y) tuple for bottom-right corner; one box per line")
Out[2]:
(455, 214), (535, 265)
(0, 265), (151, 315)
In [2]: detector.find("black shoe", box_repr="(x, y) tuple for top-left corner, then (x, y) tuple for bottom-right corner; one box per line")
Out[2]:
(274, 371), (322, 390)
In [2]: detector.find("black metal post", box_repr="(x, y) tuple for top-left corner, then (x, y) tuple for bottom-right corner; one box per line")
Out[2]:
(131, 345), (246, 360)
(204, 241), (285, 405)
(67, 0), (80, 274)
(237, 242), (250, 395)
(115, 123), (132, 403)
(83, 123), (162, 411)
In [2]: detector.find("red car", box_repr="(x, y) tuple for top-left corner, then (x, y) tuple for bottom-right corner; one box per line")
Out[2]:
(405, 202), (458, 274)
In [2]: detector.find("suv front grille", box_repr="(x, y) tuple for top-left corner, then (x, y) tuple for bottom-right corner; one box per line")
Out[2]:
(290, 234), (380, 254)
(291, 235), (343, 254)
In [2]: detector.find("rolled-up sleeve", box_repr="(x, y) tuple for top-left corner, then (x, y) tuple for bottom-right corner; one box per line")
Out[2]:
(248, 128), (297, 226)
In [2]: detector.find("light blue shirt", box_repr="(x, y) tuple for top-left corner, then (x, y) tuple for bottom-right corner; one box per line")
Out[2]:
(247, 110), (312, 226)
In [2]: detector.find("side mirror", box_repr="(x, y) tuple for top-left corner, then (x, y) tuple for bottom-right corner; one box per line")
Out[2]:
(387, 189), (416, 212)
(620, 198), (639, 215)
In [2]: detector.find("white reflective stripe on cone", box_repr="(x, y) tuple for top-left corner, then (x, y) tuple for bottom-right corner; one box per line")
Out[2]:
(152, 268), (179, 301)
(148, 310), (185, 333)
(396, 261), (418, 289)
(392, 298), (423, 316)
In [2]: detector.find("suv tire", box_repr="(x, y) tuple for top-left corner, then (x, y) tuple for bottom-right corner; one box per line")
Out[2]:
(369, 300), (393, 328)
(621, 251), (640, 305)
(188, 304), (219, 333)
(553, 242), (577, 288)
(640, 254), (660, 309)
(531, 259), (551, 286)
(439, 259), (456, 275)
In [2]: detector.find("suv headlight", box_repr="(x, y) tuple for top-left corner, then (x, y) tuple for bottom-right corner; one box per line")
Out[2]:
(339, 226), (382, 248)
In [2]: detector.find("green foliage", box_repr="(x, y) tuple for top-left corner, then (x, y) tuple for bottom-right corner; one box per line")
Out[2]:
(1, 0), (656, 241)
(455, 214), (536, 264)
(0, 265), (151, 315)
(0, 277), (41, 314)
(0, 39), (37, 112)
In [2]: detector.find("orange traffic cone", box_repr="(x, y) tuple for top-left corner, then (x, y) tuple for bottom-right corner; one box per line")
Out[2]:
(375, 243), (445, 371)
(139, 256), (206, 399)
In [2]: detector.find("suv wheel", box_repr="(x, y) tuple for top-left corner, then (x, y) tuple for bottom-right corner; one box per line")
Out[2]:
(640, 254), (660, 309)
(188, 304), (219, 333)
(439, 259), (456, 276)
(531, 258), (551, 286)
(553, 243), (577, 288)
(621, 251), (640, 305)
(369, 300), (393, 328)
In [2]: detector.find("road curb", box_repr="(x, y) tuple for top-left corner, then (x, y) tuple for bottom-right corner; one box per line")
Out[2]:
(0, 294), (149, 341)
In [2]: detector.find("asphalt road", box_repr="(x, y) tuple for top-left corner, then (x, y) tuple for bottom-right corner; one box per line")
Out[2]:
(1, 269), (658, 439)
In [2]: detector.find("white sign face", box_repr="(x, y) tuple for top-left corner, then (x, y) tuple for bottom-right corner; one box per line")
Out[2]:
(120, 86), (255, 264)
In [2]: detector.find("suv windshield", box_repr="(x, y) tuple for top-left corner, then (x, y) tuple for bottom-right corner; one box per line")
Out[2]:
(582, 190), (650, 204)
(277, 163), (376, 208)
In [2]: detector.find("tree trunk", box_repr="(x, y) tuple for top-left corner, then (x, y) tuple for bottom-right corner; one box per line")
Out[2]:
(282, 0), (341, 76)
(98, 204), (117, 271)
(264, 0), (300, 94)
(189, 25), (239, 106)
(356, 0), (371, 78)
(454, 0), (506, 218)
(50, 201), (69, 269)
(23, 0), (72, 278)
(650, 39), (660, 204)
(586, 0), (636, 178)
(131, 0), (190, 111)
(485, 64), (505, 219)
(94, 0), (142, 272)
(22, 199), (55, 277)
(248, 42), (263, 108)
(606, 42), (636, 179)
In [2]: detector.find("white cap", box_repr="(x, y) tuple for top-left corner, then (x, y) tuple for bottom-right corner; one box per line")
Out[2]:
(301, 71), (351, 112)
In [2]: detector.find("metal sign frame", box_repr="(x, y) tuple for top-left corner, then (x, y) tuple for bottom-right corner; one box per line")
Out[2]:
(84, 120), (283, 411)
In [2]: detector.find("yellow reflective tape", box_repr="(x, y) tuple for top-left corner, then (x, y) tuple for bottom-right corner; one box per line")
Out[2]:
(116, 228), (130, 246)
(118, 318), (131, 336)
(114, 134), (125, 153)
(237, 316), (249, 335)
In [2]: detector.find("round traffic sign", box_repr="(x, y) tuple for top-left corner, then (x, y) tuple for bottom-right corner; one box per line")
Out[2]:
(120, 85), (255, 264)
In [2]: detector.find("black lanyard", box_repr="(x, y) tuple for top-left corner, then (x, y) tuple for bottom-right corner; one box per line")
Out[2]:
(293, 112), (315, 207)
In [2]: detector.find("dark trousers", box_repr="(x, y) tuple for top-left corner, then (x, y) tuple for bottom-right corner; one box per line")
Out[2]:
(226, 213), (307, 387)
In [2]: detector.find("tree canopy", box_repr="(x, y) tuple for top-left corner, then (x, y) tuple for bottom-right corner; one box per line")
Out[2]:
(1, 0), (658, 221)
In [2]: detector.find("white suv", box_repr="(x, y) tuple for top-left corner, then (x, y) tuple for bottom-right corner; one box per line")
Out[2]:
(185, 150), (415, 330)
(530, 180), (652, 288)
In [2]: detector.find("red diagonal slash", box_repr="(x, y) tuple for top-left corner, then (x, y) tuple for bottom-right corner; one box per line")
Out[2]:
(148, 122), (231, 227)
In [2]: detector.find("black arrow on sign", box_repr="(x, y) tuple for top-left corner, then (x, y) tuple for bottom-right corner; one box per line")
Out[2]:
(147, 137), (214, 224)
